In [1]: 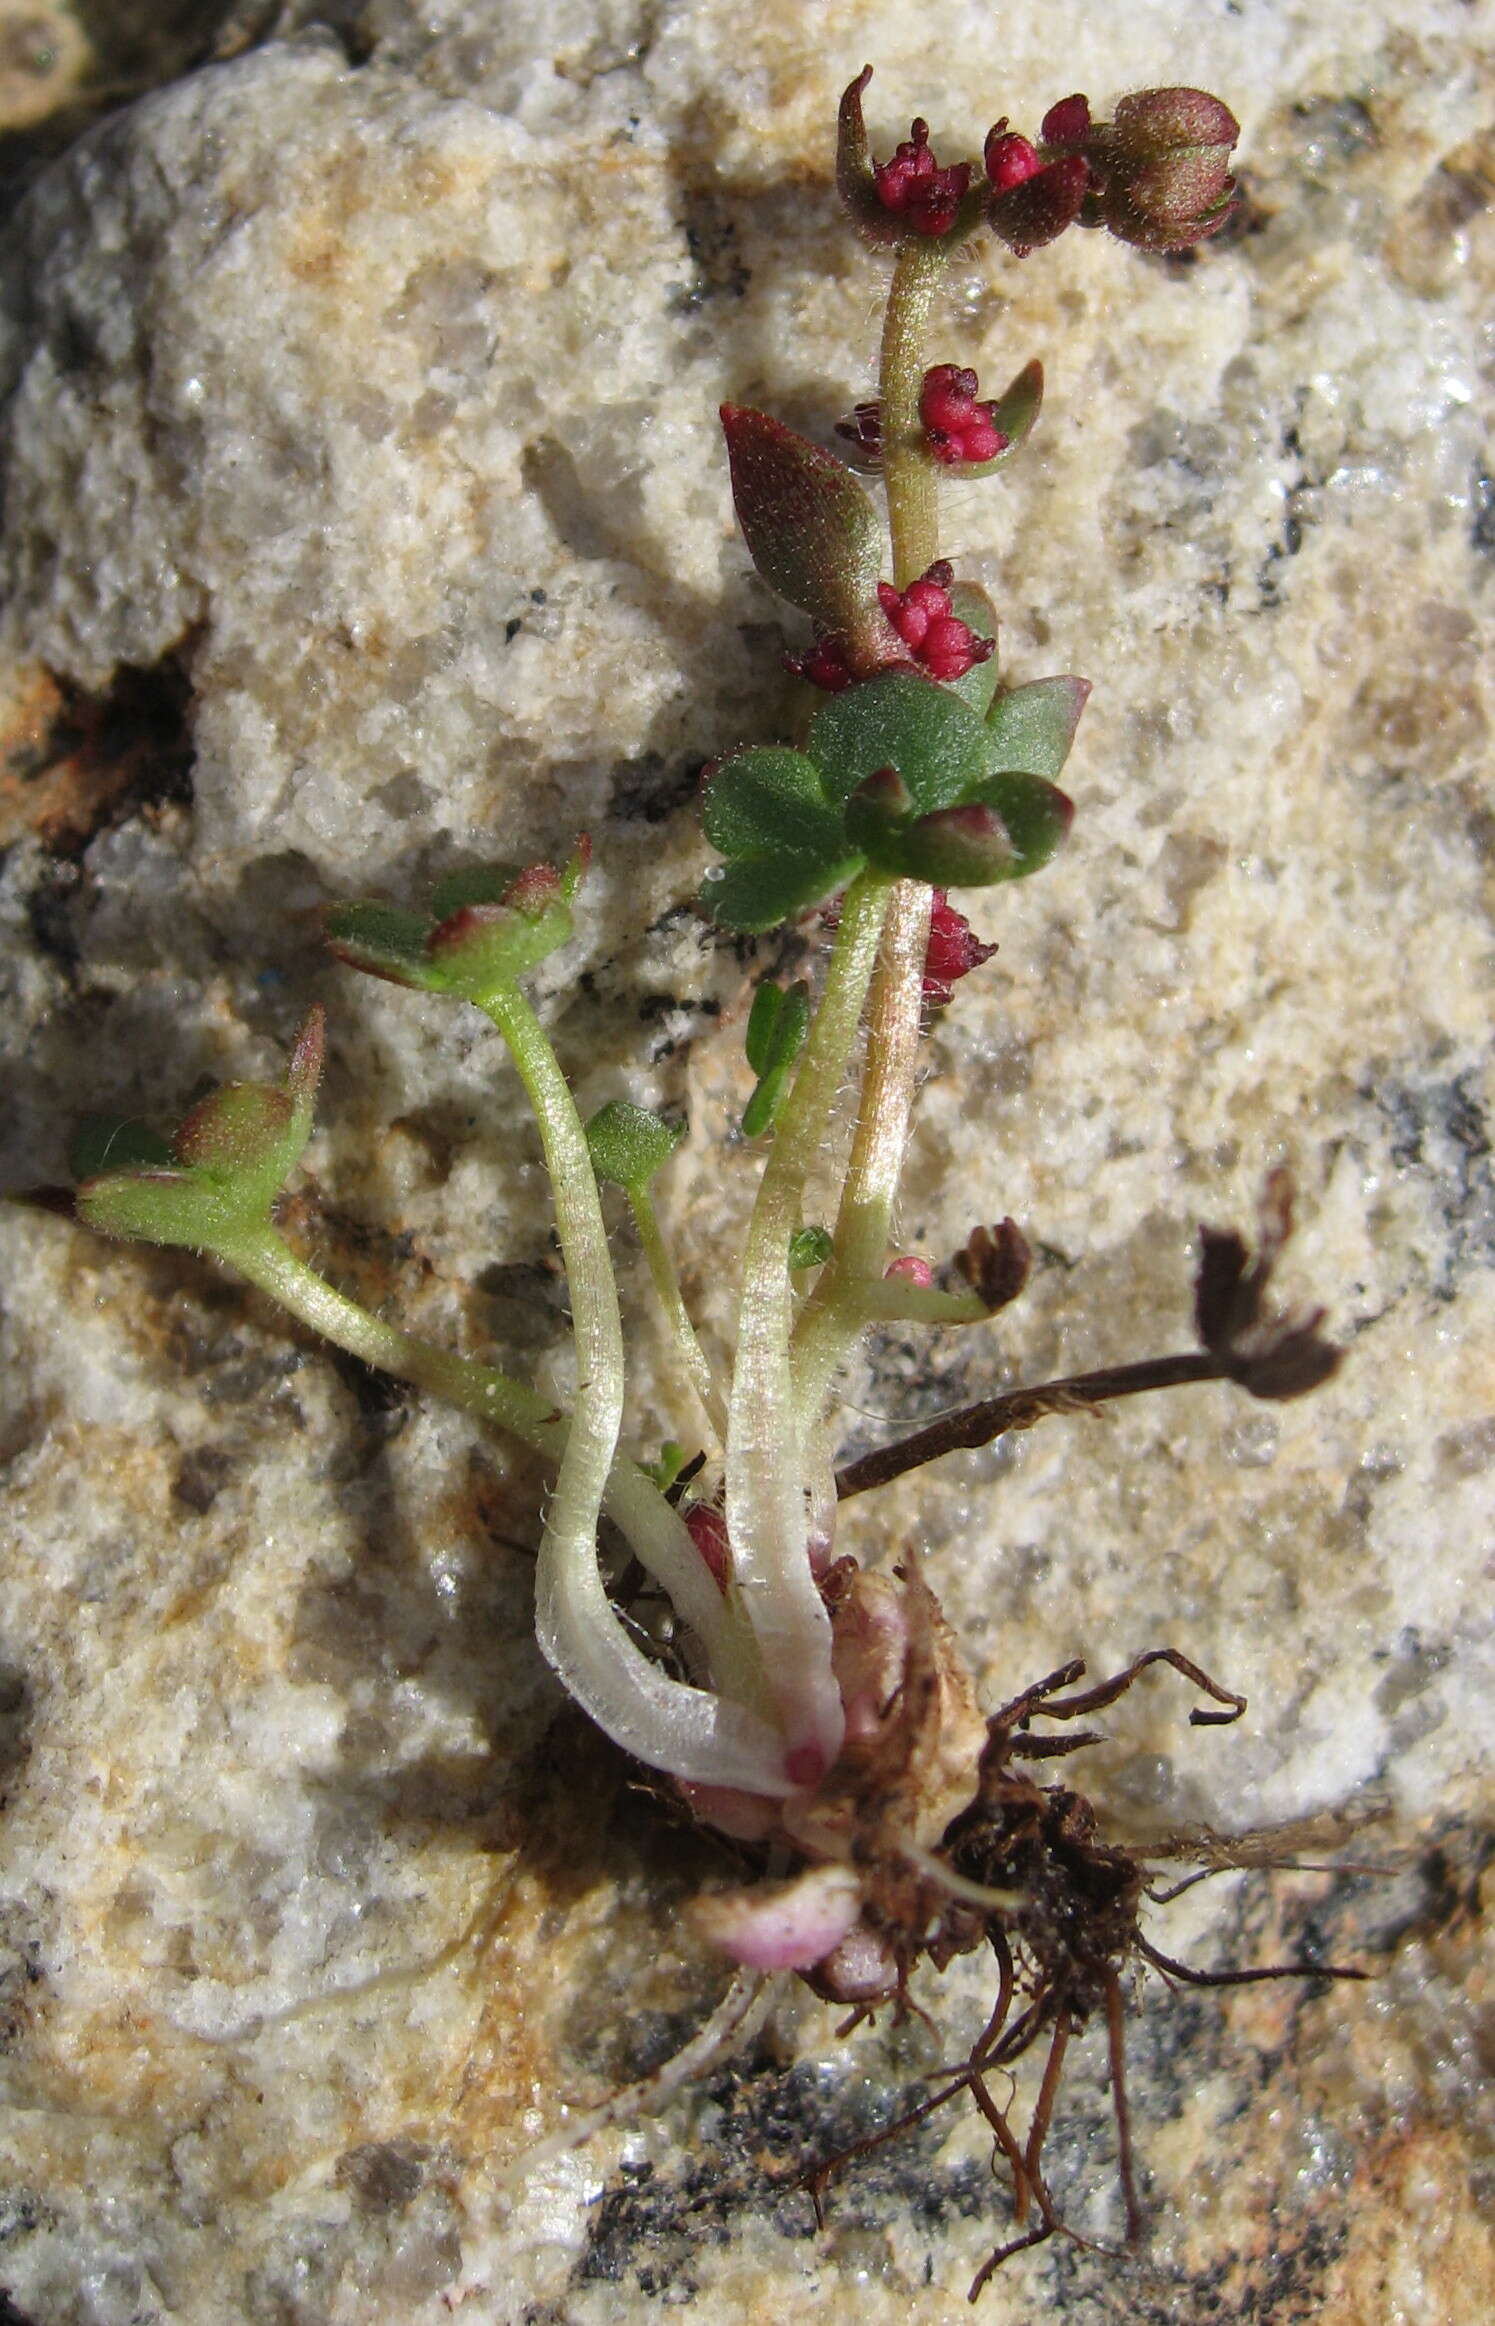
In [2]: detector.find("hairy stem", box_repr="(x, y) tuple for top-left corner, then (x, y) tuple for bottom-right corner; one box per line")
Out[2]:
(727, 869), (892, 1776)
(218, 1224), (740, 1678)
(219, 1225), (564, 1452)
(880, 240), (946, 586)
(791, 878), (932, 1428)
(628, 1181), (729, 1450)
(474, 981), (626, 1663)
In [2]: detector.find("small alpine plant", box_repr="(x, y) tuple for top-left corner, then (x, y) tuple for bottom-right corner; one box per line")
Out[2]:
(69, 70), (1350, 2285)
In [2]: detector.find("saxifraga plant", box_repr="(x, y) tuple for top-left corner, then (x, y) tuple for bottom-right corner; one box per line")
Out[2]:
(66, 69), (1358, 2292)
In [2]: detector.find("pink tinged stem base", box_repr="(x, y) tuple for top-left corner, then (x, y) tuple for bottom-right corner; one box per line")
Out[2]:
(691, 1863), (865, 1972)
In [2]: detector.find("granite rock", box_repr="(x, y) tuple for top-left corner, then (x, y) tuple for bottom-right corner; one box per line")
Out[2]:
(0, 3), (1492, 2321)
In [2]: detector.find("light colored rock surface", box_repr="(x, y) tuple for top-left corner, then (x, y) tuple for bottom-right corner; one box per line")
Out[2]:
(0, 2), (1491, 2320)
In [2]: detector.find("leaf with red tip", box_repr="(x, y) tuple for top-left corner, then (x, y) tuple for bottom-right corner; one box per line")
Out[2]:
(426, 889), (574, 993)
(835, 66), (897, 241)
(285, 1005), (326, 1111)
(983, 675), (1091, 779)
(893, 801), (1018, 886)
(325, 901), (434, 988)
(720, 405), (884, 640)
(172, 1082), (293, 1173)
(78, 1014), (326, 1251)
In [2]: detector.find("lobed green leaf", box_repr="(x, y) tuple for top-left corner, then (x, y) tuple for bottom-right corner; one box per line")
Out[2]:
(808, 671), (988, 813)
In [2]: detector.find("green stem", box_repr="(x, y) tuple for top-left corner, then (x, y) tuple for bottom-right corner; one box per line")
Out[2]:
(221, 1225), (563, 1452)
(791, 879), (932, 1428)
(726, 868), (892, 1773)
(465, 987), (783, 1771)
(628, 1183), (729, 1449)
(880, 240), (946, 586)
(219, 1222), (736, 1663)
(474, 982), (624, 1604)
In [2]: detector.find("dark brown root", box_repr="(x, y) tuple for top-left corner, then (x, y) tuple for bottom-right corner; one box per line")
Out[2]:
(801, 1644), (1370, 2295)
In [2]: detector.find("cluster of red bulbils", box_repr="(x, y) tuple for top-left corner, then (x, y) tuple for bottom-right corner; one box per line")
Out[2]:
(787, 561), (993, 693)
(859, 77), (1240, 257)
(839, 366), (1010, 472)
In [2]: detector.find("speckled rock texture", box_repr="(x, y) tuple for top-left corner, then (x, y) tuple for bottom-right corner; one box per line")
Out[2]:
(0, 2), (1491, 2320)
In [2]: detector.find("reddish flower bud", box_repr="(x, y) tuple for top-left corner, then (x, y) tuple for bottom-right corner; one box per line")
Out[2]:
(684, 1501), (731, 1590)
(786, 634), (856, 692)
(984, 119), (1042, 192)
(876, 565), (995, 682)
(872, 117), (974, 237)
(922, 889), (997, 1003)
(885, 1254), (935, 1288)
(1040, 93), (1092, 149)
(918, 363), (1009, 466)
(1087, 87), (1240, 251)
(988, 151), (1092, 256)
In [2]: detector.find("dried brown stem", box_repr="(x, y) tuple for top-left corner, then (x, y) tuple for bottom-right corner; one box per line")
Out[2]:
(834, 1351), (1222, 1499)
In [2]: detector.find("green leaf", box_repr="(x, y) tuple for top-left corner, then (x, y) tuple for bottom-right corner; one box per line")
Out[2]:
(983, 676), (1092, 779)
(742, 980), (811, 1136)
(429, 864), (524, 918)
(642, 1440), (690, 1493)
(986, 359), (1044, 454)
(808, 671), (988, 813)
(966, 771), (1074, 875)
(67, 1116), (173, 1181)
(942, 583), (1002, 717)
(701, 748), (844, 861)
(744, 980), (809, 1076)
(172, 1082), (294, 1173)
(702, 850), (858, 936)
(720, 404), (884, 638)
(789, 1224), (834, 1272)
(77, 1009), (325, 1250)
(586, 1100), (684, 1193)
(77, 1164), (238, 1250)
(324, 902), (434, 988)
(426, 891), (574, 995)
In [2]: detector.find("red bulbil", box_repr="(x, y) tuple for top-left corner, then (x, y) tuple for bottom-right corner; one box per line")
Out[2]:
(919, 364), (1009, 465)
(988, 151), (1092, 256)
(872, 117), (973, 236)
(683, 1501), (731, 1589)
(877, 565), (995, 682)
(786, 634), (855, 692)
(984, 119), (1042, 191)
(1040, 93), (1092, 148)
(1098, 87), (1241, 250)
(922, 888), (997, 1003)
